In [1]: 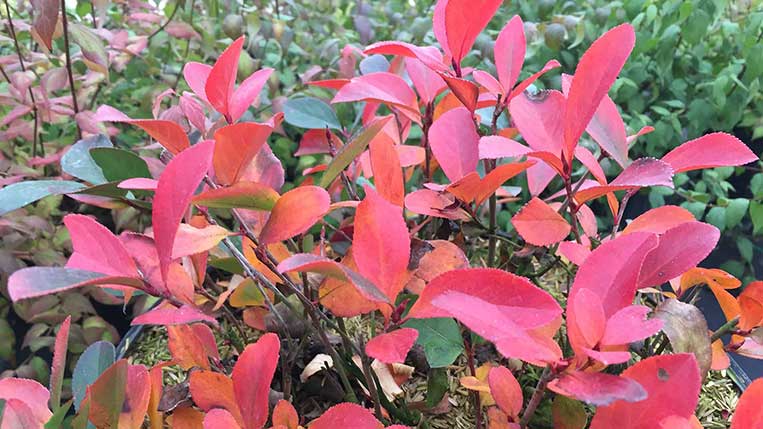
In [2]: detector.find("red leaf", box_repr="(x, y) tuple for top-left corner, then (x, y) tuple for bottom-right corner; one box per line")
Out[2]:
(87, 360), (128, 429)
(278, 253), (389, 303)
(590, 354), (701, 429)
(353, 187), (411, 303)
(739, 281), (763, 331)
(548, 371), (646, 406)
(637, 222), (720, 288)
(509, 90), (565, 155)
(408, 268), (563, 364)
(364, 41), (448, 72)
(511, 197), (571, 246)
(183, 62), (212, 103)
(132, 303), (217, 326)
(153, 140), (215, 281)
(309, 403), (380, 429)
(440, 73), (479, 112)
(573, 158), (674, 204)
(229, 68), (273, 123)
(332, 72), (420, 123)
(203, 409), (243, 429)
(731, 377), (763, 428)
(31, 0), (58, 51)
(563, 24), (635, 164)
(429, 107), (479, 181)
(64, 214), (139, 278)
(567, 232), (659, 359)
(369, 134), (404, 206)
(447, 161), (534, 206)
(94, 105), (190, 154)
(213, 122), (274, 185)
(259, 185), (330, 245)
(621, 205), (696, 235)
(433, 0), (502, 66)
(366, 328), (419, 364)
(0, 377), (52, 427)
(190, 371), (242, 424)
(272, 400), (300, 429)
(233, 333), (280, 429)
(405, 56), (447, 104)
(206, 36), (244, 122)
(168, 324), (219, 371)
(49, 315), (71, 409)
(494, 15), (525, 94)
(296, 129), (342, 156)
(121, 364), (152, 429)
(661, 132), (758, 173)
(488, 366), (523, 419)
(478, 136), (531, 160)
(507, 59), (562, 101)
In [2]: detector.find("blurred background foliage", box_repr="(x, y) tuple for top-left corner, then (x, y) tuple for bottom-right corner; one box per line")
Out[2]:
(0, 0), (762, 391)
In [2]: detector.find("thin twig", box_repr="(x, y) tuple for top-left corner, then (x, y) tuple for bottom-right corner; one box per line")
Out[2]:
(710, 316), (740, 343)
(519, 366), (553, 428)
(147, 0), (182, 41)
(60, 0), (82, 140)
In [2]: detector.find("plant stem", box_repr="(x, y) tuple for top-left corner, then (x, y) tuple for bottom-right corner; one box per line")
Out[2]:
(486, 100), (504, 267)
(4, 0), (40, 155)
(519, 366), (553, 428)
(60, 0), (82, 140)
(147, 0), (182, 41)
(710, 316), (740, 343)
(563, 178), (583, 244)
(464, 335), (483, 429)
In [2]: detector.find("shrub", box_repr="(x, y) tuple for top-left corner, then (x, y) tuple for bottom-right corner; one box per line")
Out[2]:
(2, 1), (763, 428)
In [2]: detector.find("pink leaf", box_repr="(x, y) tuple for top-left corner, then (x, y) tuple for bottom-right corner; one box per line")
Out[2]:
(233, 333), (280, 429)
(404, 189), (471, 221)
(590, 354), (701, 429)
(731, 378), (763, 429)
(488, 366), (523, 419)
(213, 122), (274, 185)
(563, 24), (635, 164)
(364, 41), (448, 72)
(621, 205), (696, 235)
(49, 315), (71, 409)
(259, 186), (330, 245)
(637, 221), (720, 289)
(203, 409), (242, 429)
(183, 62), (212, 103)
(0, 378), (52, 428)
(132, 303), (217, 327)
(171, 224), (230, 259)
(600, 305), (662, 345)
(309, 403), (380, 429)
(574, 158), (674, 204)
(548, 371), (647, 406)
(494, 15), (525, 93)
(229, 68), (274, 123)
(118, 178), (158, 190)
(405, 56), (447, 104)
(661, 132), (758, 173)
(353, 187), (410, 303)
(95, 105), (190, 154)
(153, 140), (215, 281)
(510, 90), (565, 155)
(429, 107), (479, 181)
(511, 197), (571, 246)
(64, 214), (138, 278)
(433, 0), (502, 66)
(365, 328), (419, 364)
(206, 36), (244, 122)
(332, 72), (420, 123)
(7, 268), (143, 302)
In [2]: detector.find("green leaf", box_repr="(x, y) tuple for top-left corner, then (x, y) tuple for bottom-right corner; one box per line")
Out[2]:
(72, 341), (116, 411)
(0, 180), (85, 216)
(60, 134), (112, 184)
(68, 23), (109, 75)
(45, 399), (72, 429)
(752, 174), (763, 198)
(90, 148), (152, 182)
(750, 201), (763, 235)
(705, 206), (726, 231)
(0, 319), (15, 362)
(403, 318), (464, 368)
(426, 368), (449, 408)
(725, 198), (750, 229)
(283, 97), (341, 130)
(552, 395), (588, 429)
(737, 237), (754, 263)
(319, 117), (390, 188)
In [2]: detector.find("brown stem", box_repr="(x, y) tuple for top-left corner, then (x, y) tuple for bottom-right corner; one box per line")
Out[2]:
(486, 100), (505, 266)
(357, 334), (384, 420)
(519, 366), (553, 428)
(60, 0), (82, 140)
(464, 336), (483, 429)
(611, 189), (637, 238)
(563, 177), (583, 244)
(147, 0), (182, 41)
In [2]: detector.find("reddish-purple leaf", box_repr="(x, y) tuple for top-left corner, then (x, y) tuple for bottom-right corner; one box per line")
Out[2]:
(277, 253), (389, 303)
(31, 0), (58, 51)
(433, 0), (502, 66)
(429, 107), (479, 181)
(440, 73), (479, 112)
(637, 221), (720, 289)
(590, 354), (701, 429)
(353, 187), (411, 303)
(49, 316), (71, 410)
(364, 41), (448, 72)
(661, 132), (758, 173)
(213, 122), (274, 185)
(511, 197), (571, 246)
(132, 303), (217, 327)
(229, 68), (273, 123)
(206, 36), (244, 121)
(563, 24), (635, 163)
(232, 333), (280, 429)
(153, 140), (215, 281)
(309, 403), (380, 429)
(488, 366), (523, 419)
(259, 186), (330, 245)
(94, 105), (190, 154)
(365, 328), (419, 364)
(731, 378), (763, 429)
(548, 371), (647, 406)
(494, 15), (525, 93)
